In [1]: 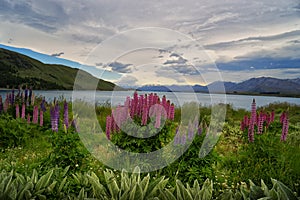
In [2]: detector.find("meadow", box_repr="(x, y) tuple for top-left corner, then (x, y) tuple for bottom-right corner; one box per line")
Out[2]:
(0, 89), (299, 199)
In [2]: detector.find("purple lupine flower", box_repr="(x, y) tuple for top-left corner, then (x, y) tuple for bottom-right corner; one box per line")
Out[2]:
(198, 123), (203, 135)
(27, 113), (31, 124)
(21, 103), (26, 119)
(180, 133), (186, 145)
(71, 119), (79, 132)
(281, 111), (289, 141)
(106, 115), (112, 140)
(50, 104), (59, 132)
(248, 99), (256, 142)
(40, 98), (46, 112)
(188, 121), (194, 140)
(39, 110), (43, 126)
(173, 127), (180, 145)
(16, 104), (20, 118)
(63, 100), (69, 128)
(32, 106), (38, 124)
(29, 87), (32, 105)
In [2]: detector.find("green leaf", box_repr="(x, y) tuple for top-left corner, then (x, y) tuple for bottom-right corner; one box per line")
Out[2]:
(35, 169), (53, 191)
(275, 179), (298, 200)
(260, 180), (270, 197)
(58, 176), (67, 194)
(176, 179), (193, 200)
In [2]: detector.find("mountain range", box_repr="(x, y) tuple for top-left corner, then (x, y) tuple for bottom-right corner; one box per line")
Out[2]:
(0, 48), (120, 90)
(138, 77), (300, 95)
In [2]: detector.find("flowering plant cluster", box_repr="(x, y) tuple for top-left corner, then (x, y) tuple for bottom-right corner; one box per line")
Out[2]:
(105, 92), (175, 140)
(240, 98), (289, 142)
(0, 88), (78, 133)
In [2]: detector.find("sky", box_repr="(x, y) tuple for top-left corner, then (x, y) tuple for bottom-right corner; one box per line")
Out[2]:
(0, 0), (299, 87)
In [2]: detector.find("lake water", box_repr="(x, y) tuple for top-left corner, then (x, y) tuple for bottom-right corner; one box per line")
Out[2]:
(1, 90), (299, 110)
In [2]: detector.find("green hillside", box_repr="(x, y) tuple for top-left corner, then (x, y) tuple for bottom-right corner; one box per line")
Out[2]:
(0, 48), (120, 90)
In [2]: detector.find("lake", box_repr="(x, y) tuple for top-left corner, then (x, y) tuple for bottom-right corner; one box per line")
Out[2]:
(1, 90), (300, 110)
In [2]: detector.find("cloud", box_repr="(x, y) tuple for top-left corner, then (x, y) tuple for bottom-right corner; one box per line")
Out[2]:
(1, 0), (300, 84)
(116, 75), (138, 87)
(51, 52), (64, 57)
(108, 61), (132, 73)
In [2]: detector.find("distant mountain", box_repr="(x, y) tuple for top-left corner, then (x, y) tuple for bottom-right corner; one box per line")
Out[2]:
(224, 77), (300, 94)
(137, 77), (300, 95)
(0, 48), (121, 90)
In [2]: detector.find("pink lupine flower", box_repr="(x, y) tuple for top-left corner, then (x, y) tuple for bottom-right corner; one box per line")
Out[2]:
(257, 111), (264, 134)
(280, 111), (286, 124)
(248, 99), (256, 142)
(169, 103), (175, 120)
(141, 104), (148, 125)
(21, 103), (26, 119)
(39, 110), (43, 126)
(32, 106), (38, 124)
(16, 104), (20, 118)
(155, 104), (162, 128)
(270, 110), (275, 122)
(280, 111), (289, 141)
(27, 113), (31, 124)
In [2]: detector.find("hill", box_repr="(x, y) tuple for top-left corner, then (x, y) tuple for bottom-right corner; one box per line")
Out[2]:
(0, 48), (119, 90)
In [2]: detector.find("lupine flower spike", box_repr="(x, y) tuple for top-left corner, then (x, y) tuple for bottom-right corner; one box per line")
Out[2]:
(248, 98), (256, 142)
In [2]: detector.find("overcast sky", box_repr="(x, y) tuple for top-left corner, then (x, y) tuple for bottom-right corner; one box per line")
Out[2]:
(0, 0), (299, 86)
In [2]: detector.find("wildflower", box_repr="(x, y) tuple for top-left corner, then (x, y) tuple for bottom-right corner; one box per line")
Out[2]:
(63, 100), (69, 128)
(188, 121), (194, 140)
(280, 111), (289, 141)
(39, 110), (43, 126)
(173, 127), (180, 145)
(71, 119), (79, 132)
(248, 99), (256, 142)
(40, 98), (46, 112)
(141, 104), (148, 125)
(32, 106), (38, 124)
(21, 103), (26, 119)
(155, 105), (162, 128)
(169, 103), (175, 120)
(27, 113), (31, 124)
(50, 103), (59, 132)
(257, 111), (264, 134)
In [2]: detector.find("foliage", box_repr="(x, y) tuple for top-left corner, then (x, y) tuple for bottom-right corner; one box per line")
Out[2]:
(0, 115), (38, 150)
(0, 166), (299, 199)
(45, 128), (90, 171)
